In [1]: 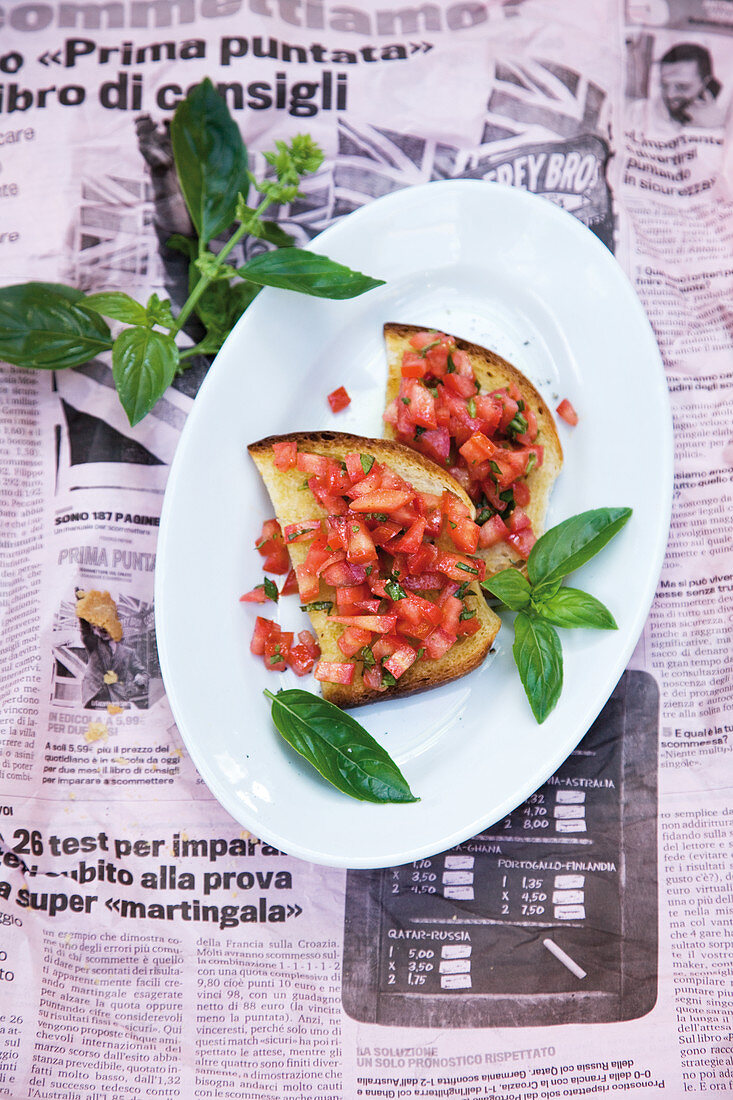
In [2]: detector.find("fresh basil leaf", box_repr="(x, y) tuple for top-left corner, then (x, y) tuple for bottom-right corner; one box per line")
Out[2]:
(533, 587), (617, 630)
(83, 292), (149, 326)
(112, 327), (179, 426)
(0, 283), (112, 370)
(170, 77), (249, 244)
(264, 688), (418, 804)
(513, 612), (563, 724)
(481, 568), (532, 610)
(237, 248), (385, 299)
(527, 508), (633, 586)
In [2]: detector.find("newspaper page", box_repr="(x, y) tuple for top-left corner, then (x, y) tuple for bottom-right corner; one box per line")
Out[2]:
(1, 0), (732, 1097)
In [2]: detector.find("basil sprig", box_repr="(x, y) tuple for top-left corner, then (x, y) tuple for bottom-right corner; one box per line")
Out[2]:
(482, 508), (632, 723)
(0, 79), (384, 427)
(264, 688), (418, 804)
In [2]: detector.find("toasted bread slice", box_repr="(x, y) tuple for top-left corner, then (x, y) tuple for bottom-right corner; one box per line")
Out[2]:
(383, 323), (563, 575)
(248, 430), (501, 708)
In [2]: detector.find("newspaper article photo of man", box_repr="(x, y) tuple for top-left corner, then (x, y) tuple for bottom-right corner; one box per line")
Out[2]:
(627, 36), (730, 131)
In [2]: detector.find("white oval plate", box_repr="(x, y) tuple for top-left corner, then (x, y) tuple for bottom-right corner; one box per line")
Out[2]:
(155, 181), (672, 869)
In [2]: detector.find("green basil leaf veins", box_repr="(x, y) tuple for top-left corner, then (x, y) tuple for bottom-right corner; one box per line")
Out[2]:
(112, 327), (179, 426)
(0, 284), (112, 370)
(82, 291), (150, 326)
(170, 77), (249, 244)
(513, 612), (563, 724)
(237, 248), (385, 299)
(533, 587), (618, 630)
(527, 508), (632, 587)
(481, 568), (532, 611)
(264, 688), (418, 804)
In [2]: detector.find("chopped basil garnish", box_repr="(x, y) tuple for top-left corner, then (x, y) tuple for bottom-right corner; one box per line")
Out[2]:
(300, 600), (333, 612)
(263, 577), (279, 602)
(360, 453), (375, 474)
(414, 425), (426, 438)
(418, 337), (441, 358)
(385, 577), (407, 601)
(526, 452), (538, 474)
(456, 562), (479, 575)
(381, 668), (397, 687)
(459, 608), (476, 621)
(446, 352), (456, 373)
(401, 397), (411, 405)
(508, 412), (528, 436)
(359, 645), (376, 670)
(467, 396), (476, 418)
(456, 580), (471, 598)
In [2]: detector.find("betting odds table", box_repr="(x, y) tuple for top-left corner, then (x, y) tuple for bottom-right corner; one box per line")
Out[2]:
(342, 671), (659, 1028)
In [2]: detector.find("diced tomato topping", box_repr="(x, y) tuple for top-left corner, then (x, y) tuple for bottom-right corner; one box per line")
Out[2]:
(298, 630), (321, 660)
(346, 519), (378, 565)
(383, 641), (418, 680)
(283, 520), (321, 544)
(246, 443), (502, 691)
(348, 489), (412, 515)
(327, 385), (351, 413)
(401, 351), (428, 379)
(280, 568), (299, 596)
(362, 665), (386, 692)
(250, 616), (275, 655)
(329, 613), (398, 633)
(272, 440), (298, 471)
(288, 644), (316, 676)
(382, 336), (555, 560)
(337, 626), (373, 657)
(239, 586), (268, 604)
(315, 660), (355, 685)
(264, 631), (291, 671)
(556, 398), (578, 426)
(294, 563), (320, 603)
(478, 514), (509, 548)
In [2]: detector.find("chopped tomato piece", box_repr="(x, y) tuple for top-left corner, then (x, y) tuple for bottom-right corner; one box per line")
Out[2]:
(459, 432), (496, 466)
(329, 613), (398, 633)
(272, 440), (298, 470)
(261, 545), (290, 574)
(478, 514), (509, 548)
(280, 568), (299, 596)
(346, 518), (378, 565)
(383, 641), (418, 679)
(287, 644), (316, 676)
(362, 665), (386, 692)
(401, 351), (428, 379)
(337, 626), (373, 657)
(349, 489), (413, 514)
(239, 584), (272, 604)
(250, 616), (275, 655)
(327, 385), (351, 413)
(294, 563), (320, 603)
(556, 398), (578, 426)
(315, 660), (355, 685)
(298, 630), (321, 660)
(264, 631), (291, 671)
(283, 520), (321, 544)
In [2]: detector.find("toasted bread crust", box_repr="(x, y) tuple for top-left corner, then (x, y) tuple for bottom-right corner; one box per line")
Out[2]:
(383, 323), (563, 574)
(248, 431), (500, 708)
